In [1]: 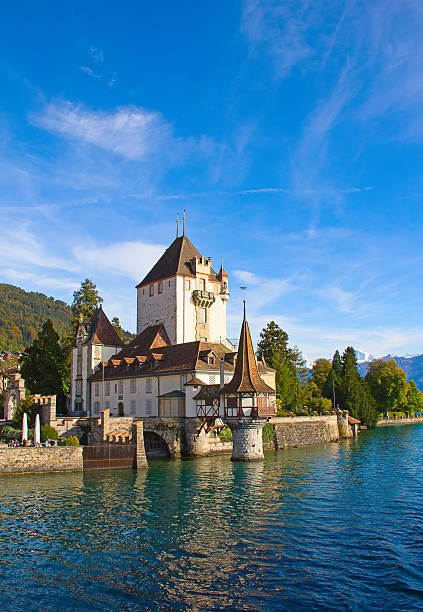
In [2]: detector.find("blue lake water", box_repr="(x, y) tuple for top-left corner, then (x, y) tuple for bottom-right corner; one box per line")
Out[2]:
(1, 425), (423, 611)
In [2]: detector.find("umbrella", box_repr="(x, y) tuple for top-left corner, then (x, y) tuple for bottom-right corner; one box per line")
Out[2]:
(22, 413), (28, 443)
(34, 414), (40, 446)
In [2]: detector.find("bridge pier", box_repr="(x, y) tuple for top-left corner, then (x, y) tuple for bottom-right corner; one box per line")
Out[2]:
(226, 418), (266, 461)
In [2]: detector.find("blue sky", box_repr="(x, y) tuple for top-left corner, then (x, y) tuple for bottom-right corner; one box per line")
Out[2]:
(1, 0), (423, 361)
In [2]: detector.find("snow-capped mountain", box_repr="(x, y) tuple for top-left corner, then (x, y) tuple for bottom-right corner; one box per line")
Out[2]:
(354, 350), (374, 363)
(356, 352), (423, 391)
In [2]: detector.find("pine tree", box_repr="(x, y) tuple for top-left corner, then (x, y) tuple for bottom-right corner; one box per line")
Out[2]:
(111, 317), (124, 341)
(71, 279), (103, 331)
(332, 350), (343, 377)
(342, 346), (362, 419)
(20, 320), (68, 410)
(257, 321), (307, 413)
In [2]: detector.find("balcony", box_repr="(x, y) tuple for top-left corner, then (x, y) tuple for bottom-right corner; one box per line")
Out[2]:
(192, 290), (215, 307)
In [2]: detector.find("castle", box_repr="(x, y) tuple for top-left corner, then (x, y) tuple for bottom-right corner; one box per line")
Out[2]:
(70, 230), (277, 459)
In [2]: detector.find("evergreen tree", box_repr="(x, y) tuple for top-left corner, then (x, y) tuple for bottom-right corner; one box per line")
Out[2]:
(332, 350), (343, 377)
(257, 321), (308, 413)
(342, 346), (362, 418)
(71, 279), (103, 331)
(20, 320), (68, 410)
(111, 317), (124, 341)
(358, 380), (379, 428)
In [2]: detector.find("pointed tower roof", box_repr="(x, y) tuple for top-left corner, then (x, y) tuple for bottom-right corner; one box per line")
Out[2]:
(85, 307), (124, 346)
(222, 304), (275, 394)
(136, 235), (218, 288)
(217, 264), (228, 279)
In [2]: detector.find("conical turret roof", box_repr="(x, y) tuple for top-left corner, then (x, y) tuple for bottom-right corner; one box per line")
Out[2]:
(222, 304), (275, 394)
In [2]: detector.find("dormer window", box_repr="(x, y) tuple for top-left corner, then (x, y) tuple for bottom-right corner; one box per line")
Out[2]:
(208, 357), (215, 365)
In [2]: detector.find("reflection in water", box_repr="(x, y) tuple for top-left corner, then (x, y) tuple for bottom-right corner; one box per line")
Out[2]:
(0, 426), (423, 610)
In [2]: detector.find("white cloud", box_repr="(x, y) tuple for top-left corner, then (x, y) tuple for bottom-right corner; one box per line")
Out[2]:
(30, 102), (175, 161)
(73, 240), (167, 282)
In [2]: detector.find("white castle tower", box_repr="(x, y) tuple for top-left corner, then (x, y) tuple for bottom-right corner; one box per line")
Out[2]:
(136, 232), (230, 345)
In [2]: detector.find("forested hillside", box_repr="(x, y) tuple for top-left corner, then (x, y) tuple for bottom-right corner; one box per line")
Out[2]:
(0, 283), (72, 351)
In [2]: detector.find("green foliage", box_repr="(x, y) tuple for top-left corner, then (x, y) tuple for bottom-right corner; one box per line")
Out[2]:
(40, 424), (59, 442)
(365, 359), (407, 414)
(357, 380), (378, 428)
(342, 347), (362, 418)
(0, 425), (22, 442)
(405, 380), (423, 413)
(12, 396), (40, 429)
(312, 359), (332, 394)
(71, 279), (103, 332)
(20, 320), (69, 411)
(111, 317), (135, 344)
(0, 283), (71, 352)
(218, 426), (232, 441)
(257, 321), (308, 413)
(262, 422), (275, 443)
(62, 435), (79, 446)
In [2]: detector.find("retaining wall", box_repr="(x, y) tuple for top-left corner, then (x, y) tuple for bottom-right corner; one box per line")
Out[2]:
(0, 447), (83, 474)
(271, 415), (340, 449)
(377, 417), (423, 427)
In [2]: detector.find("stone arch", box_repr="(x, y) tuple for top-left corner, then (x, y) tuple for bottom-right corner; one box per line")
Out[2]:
(143, 431), (170, 458)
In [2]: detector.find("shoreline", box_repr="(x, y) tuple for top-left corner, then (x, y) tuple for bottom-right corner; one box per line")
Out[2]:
(377, 417), (423, 427)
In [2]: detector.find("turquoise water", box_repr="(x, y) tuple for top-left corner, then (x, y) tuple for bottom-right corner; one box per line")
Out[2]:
(1, 425), (423, 611)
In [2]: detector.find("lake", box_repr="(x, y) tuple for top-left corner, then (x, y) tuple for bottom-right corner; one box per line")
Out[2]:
(0, 424), (423, 611)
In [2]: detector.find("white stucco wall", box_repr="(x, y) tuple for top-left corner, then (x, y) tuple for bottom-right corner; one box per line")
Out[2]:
(137, 277), (178, 341)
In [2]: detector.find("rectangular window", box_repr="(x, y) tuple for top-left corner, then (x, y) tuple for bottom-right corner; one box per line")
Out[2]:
(199, 279), (205, 291)
(158, 281), (163, 294)
(105, 400), (110, 410)
(199, 308), (206, 324)
(118, 381), (123, 395)
(76, 381), (82, 396)
(114, 384), (117, 393)
(146, 378), (152, 393)
(130, 400), (136, 415)
(149, 284), (154, 297)
(180, 374), (186, 390)
(209, 375), (216, 384)
(77, 359), (82, 375)
(130, 379), (136, 393)
(146, 399), (152, 416)
(95, 383), (99, 397)
(186, 279), (190, 290)
(94, 401), (100, 414)
(105, 382), (110, 396)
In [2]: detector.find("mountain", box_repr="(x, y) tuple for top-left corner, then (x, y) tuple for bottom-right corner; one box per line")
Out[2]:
(0, 283), (135, 352)
(0, 283), (72, 351)
(357, 353), (423, 391)
(355, 349), (374, 363)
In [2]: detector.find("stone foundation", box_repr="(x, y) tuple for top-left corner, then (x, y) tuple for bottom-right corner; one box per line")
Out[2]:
(0, 447), (83, 474)
(272, 415), (341, 449)
(226, 418), (265, 461)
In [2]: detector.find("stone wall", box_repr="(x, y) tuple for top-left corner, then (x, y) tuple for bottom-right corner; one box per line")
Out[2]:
(0, 447), (83, 474)
(272, 415), (340, 449)
(377, 416), (423, 426)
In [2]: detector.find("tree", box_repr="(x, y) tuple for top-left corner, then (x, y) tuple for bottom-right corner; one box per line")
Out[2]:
(405, 380), (423, 414)
(12, 396), (39, 429)
(20, 320), (69, 410)
(257, 321), (308, 413)
(312, 358), (332, 394)
(342, 346), (362, 418)
(358, 380), (379, 428)
(332, 350), (343, 377)
(111, 317), (124, 341)
(71, 279), (103, 331)
(365, 359), (407, 415)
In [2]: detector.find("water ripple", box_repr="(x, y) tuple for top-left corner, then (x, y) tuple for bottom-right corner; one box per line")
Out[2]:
(0, 425), (423, 610)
